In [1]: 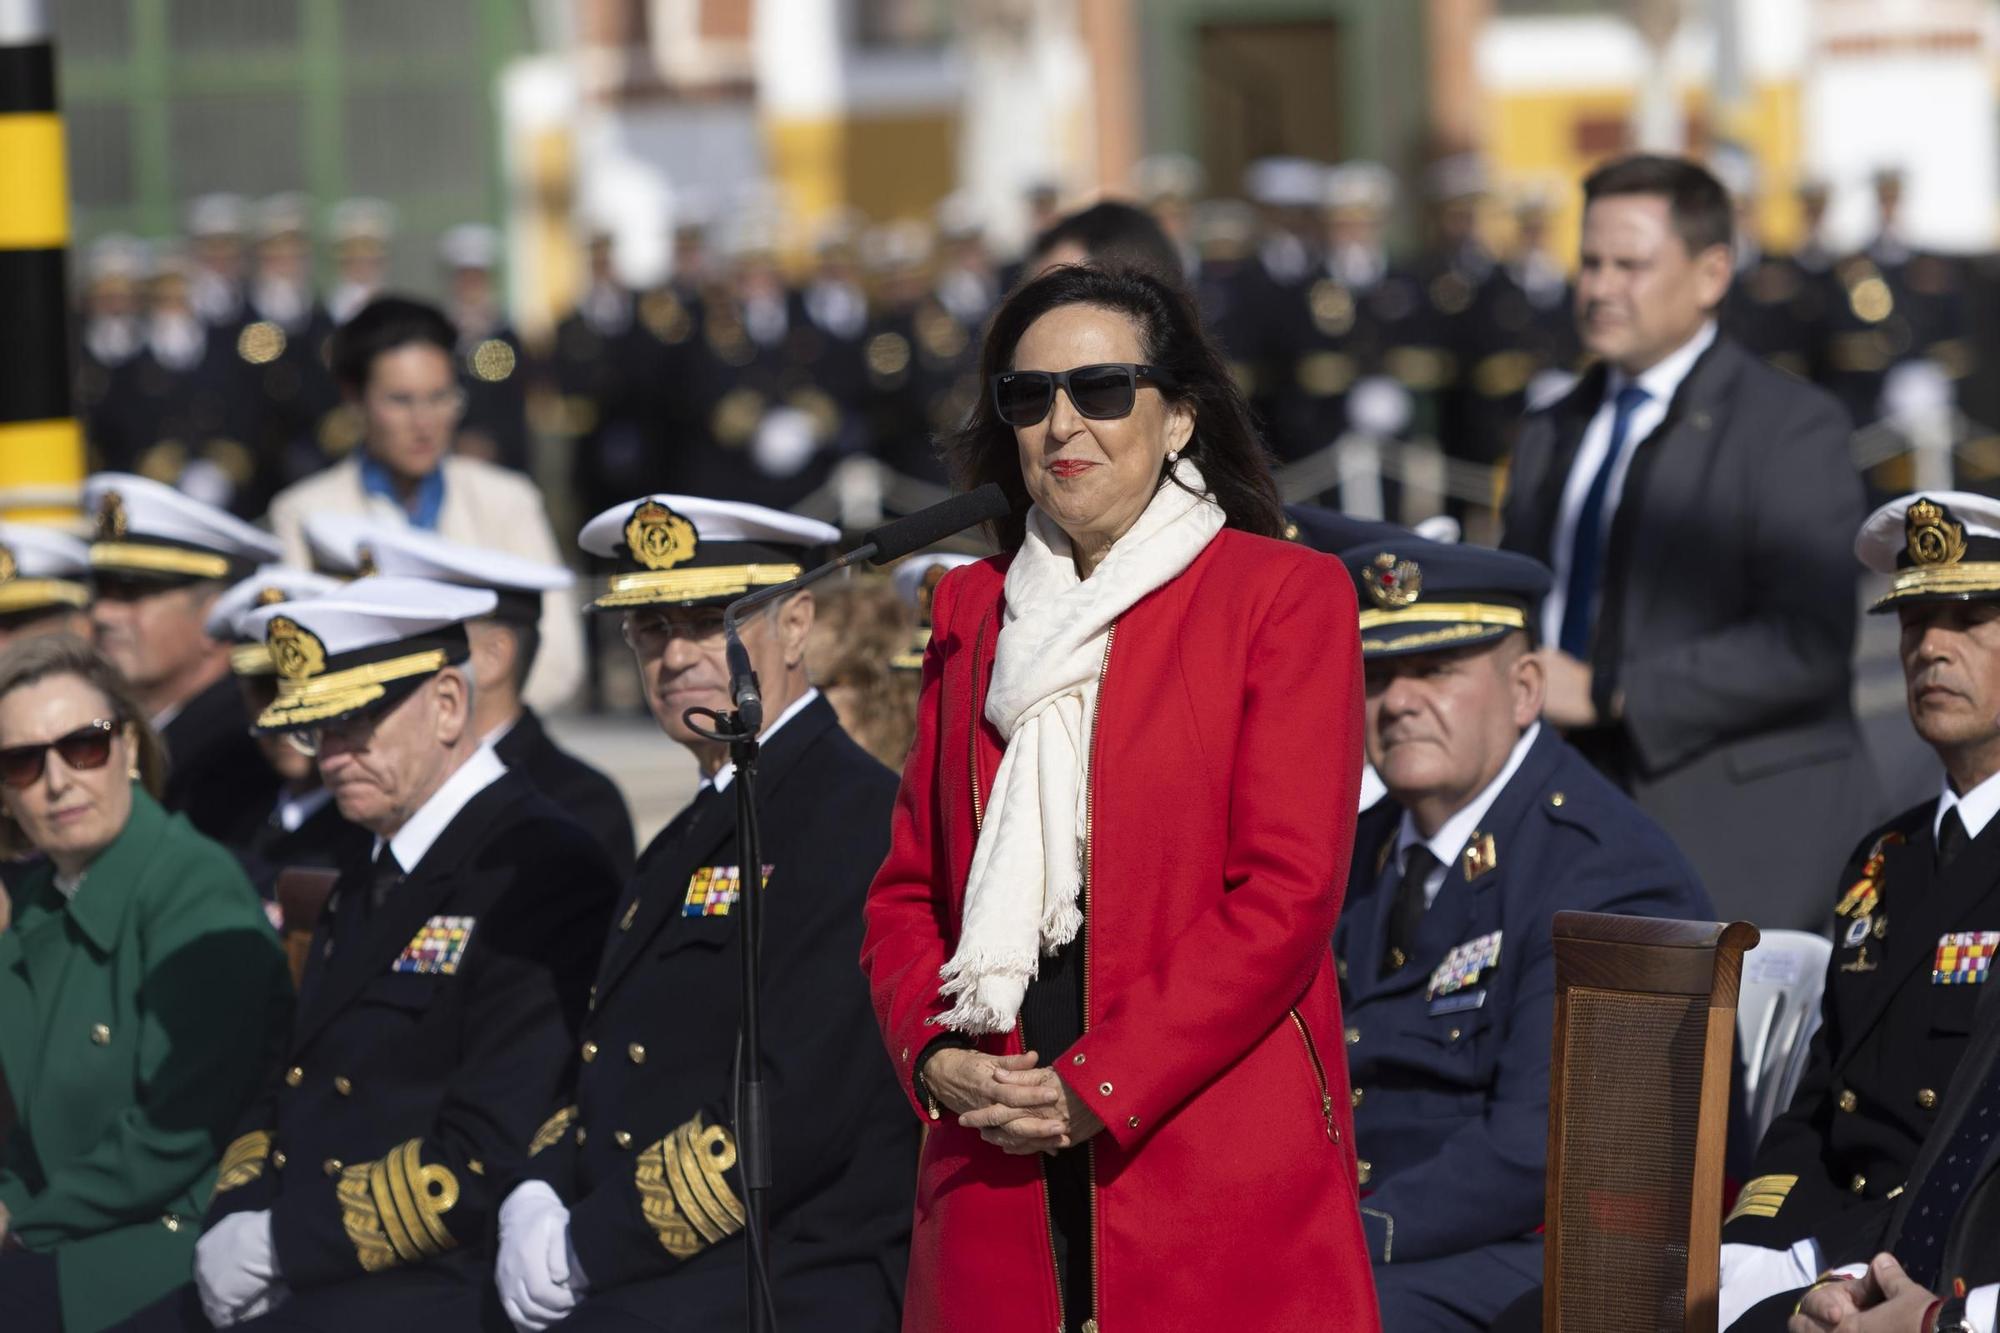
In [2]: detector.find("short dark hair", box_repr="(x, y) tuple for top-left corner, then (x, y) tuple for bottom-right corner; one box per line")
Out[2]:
(1582, 154), (1733, 258)
(502, 620), (541, 697)
(1027, 202), (1185, 287)
(331, 295), (459, 394)
(944, 264), (1286, 551)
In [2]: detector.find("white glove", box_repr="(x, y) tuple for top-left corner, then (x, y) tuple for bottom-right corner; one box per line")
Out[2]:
(497, 1181), (585, 1332)
(1718, 1238), (1824, 1330)
(195, 1210), (285, 1328)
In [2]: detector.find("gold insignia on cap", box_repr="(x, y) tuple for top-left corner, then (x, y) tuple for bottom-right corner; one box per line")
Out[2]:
(96, 489), (128, 541)
(1362, 552), (1423, 609)
(0, 545), (16, 583)
(354, 544), (378, 578)
(255, 585), (288, 607)
(1906, 498), (1967, 567)
(267, 616), (327, 681)
(626, 500), (698, 572)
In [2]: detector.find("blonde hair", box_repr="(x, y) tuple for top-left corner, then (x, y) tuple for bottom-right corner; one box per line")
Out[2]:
(0, 633), (167, 858)
(806, 577), (920, 768)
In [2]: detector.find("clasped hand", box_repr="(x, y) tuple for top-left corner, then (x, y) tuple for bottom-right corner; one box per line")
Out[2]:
(923, 1049), (1104, 1156)
(1789, 1253), (1940, 1332)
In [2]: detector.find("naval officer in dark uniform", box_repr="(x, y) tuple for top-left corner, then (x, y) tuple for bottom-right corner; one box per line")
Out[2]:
(364, 527), (637, 878)
(1720, 491), (2000, 1329)
(1333, 538), (1711, 1331)
(203, 566), (370, 906)
(492, 495), (915, 1331)
(84, 472), (285, 843)
(117, 576), (618, 1331)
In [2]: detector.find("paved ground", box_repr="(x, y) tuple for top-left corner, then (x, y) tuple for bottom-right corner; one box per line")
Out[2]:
(543, 707), (704, 848)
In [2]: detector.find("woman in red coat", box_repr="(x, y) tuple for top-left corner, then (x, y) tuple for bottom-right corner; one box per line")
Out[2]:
(861, 265), (1377, 1333)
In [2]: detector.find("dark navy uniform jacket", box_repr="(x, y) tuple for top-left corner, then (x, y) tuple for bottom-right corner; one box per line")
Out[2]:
(492, 706), (636, 879)
(161, 675), (282, 846)
(1336, 725), (1712, 1264)
(220, 789), (372, 904)
(1728, 797), (1999, 1249)
(525, 695), (916, 1330)
(203, 771), (617, 1321)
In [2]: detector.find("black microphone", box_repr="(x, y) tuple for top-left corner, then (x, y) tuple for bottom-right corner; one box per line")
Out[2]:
(860, 482), (1013, 564)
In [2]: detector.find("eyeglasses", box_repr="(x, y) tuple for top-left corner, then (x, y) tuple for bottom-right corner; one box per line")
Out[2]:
(282, 699), (392, 759)
(0, 719), (121, 790)
(990, 363), (1177, 427)
(623, 607), (729, 651)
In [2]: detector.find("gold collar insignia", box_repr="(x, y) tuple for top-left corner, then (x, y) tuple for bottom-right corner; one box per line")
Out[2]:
(0, 544), (17, 583)
(255, 585), (289, 607)
(1463, 831), (1499, 881)
(1363, 552), (1422, 609)
(267, 616), (327, 681)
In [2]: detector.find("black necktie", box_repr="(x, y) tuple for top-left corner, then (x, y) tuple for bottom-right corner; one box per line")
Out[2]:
(1384, 845), (1439, 974)
(1895, 1060), (2000, 1290)
(1938, 807), (1970, 871)
(335, 846), (399, 957)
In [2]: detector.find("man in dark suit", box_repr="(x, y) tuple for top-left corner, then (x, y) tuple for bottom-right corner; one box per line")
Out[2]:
(366, 527), (637, 878)
(1717, 490), (2000, 1329)
(116, 576), (619, 1331)
(1334, 537), (1712, 1331)
(1501, 153), (1873, 931)
(492, 495), (915, 1331)
(83, 472), (286, 844)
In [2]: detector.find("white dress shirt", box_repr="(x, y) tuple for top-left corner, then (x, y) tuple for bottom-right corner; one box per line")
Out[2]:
(272, 785), (335, 834)
(703, 688), (820, 796)
(1393, 723), (1541, 908)
(1937, 766), (2000, 842)
(1542, 321), (1719, 645)
(372, 743), (507, 874)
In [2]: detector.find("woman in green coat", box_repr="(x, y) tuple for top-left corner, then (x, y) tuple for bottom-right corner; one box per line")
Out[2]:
(0, 635), (292, 1331)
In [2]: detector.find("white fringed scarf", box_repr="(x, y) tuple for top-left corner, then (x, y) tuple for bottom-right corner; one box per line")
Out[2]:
(934, 458), (1226, 1033)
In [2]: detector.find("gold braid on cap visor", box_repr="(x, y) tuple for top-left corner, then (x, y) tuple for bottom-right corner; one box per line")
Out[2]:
(89, 542), (232, 580)
(592, 563), (803, 608)
(0, 578), (88, 614)
(1356, 602), (1529, 656)
(254, 650), (449, 728)
(1873, 560), (2000, 609)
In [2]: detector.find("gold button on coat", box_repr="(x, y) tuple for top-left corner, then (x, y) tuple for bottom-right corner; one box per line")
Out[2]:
(1351, 1088), (1365, 1110)
(285, 1066), (304, 1087)
(1918, 1088), (1939, 1110)
(1837, 1089), (1857, 1113)
(1850, 1173), (1866, 1194)
(1345, 1027), (1360, 1045)
(334, 1076), (353, 1096)
(323, 1159), (343, 1177)
(627, 1043), (646, 1065)
(1550, 792), (1566, 807)
(271, 1151), (287, 1170)
(162, 1215), (181, 1232)
(581, 1041), (598, 1063)
(614, 1131), (633, 1149)
(575, 1126), (587, 1146)
(90, 1023), (111, 1045)
(1357, 1159), (1372, 1185)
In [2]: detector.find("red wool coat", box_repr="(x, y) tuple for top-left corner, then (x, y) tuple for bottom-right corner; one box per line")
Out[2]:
(861, 529), (1380, 1332)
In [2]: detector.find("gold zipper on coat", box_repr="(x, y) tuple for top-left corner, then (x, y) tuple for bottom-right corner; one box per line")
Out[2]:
(1289, 1008), (1338, 1144)
(1079, 624), (1114, 1333)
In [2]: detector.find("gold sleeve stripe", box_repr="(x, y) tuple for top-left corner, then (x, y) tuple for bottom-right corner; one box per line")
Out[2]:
(529, 1106), (578, 1157)
(1724, 1173), (1798, 1223)
(635, 1113), (744, 1259)
(339, 1139), (461, 1271)
(213, 1131), (273, 1194)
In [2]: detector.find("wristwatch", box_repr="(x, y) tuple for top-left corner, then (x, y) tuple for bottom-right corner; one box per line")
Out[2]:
(1931, 1295), (1973, 1333)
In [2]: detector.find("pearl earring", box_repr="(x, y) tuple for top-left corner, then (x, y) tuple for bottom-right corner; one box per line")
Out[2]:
(1166, 449), (1181, 464)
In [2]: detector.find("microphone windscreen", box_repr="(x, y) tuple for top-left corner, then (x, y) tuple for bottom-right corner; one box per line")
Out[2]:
(863, 484), (1013, 564)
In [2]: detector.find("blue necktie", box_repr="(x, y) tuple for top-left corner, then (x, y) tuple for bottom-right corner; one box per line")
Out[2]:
(1558, 383), (1651, 658)
(1895, 1053), (2000, 1290)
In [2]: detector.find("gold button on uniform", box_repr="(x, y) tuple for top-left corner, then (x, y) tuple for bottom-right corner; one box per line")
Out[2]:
(1351, 1088), (1365, 1110)
(581, 1041), (598, 1063)
(575, 1127), (587, 1146)
(1837, 1089), (1857, 1113)
(1447, 1028), (1462, 1042)
(1345, 1027), (1360, 1045)
(323, 1159), (342, 1177)
(162, 1215), (182, 1232)
(614, 1131), (633, 1149)
(271, 1151), (288, 1171)
(90, 1023), (111, 1045)
(627, 1043), (646, 1065)
(285, 1066), (304, 1088)
(1357, 1159), (1372, 1185)
(334, 1076), (353, 1096)
(1918, 1088), (1938, 1110)
(1550, 792), (1566, 808)
(1850, 1173), (1866, 1195)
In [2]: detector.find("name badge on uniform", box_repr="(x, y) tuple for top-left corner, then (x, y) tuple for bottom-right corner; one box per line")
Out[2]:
(682, 865), (772, 918)
(394, 916), (475, 975)
(1933, 931), (2000, 985)
(1428, 930), (1502, 1003)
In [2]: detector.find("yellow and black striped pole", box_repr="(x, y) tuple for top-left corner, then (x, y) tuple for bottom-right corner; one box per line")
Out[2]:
(0, 0), (80, 522)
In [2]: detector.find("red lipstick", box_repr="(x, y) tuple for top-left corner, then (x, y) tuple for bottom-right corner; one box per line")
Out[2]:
(1048, 459), (1096, 479)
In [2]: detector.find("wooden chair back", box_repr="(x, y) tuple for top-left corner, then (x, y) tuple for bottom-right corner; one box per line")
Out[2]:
(274, 867), (341, 989)
(1542, 911), (1760, 1333)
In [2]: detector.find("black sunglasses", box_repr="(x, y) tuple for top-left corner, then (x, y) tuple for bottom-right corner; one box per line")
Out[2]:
(0, 719), (121, 790)
(991, 363), (1177, 427)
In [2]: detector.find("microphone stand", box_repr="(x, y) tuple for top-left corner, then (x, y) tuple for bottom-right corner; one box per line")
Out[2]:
(681, 542), (878, 1333)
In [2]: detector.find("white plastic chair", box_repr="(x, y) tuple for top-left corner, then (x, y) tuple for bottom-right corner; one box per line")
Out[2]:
(1734, 929), (1834, 1144)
